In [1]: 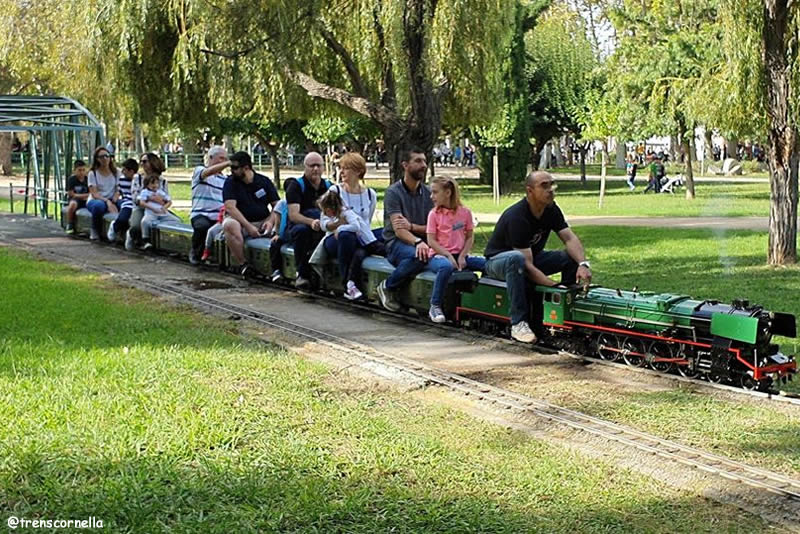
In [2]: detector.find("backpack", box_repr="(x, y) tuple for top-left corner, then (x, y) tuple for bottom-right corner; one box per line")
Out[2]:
(277, 177), (333, 240)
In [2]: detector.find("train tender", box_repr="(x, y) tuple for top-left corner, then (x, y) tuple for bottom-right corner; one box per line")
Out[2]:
(66, 207), (797, 391)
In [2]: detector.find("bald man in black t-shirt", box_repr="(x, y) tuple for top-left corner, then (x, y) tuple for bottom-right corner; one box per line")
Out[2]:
(484, 171), (592, 343)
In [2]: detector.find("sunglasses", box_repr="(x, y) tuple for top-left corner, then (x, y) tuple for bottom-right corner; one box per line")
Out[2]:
(97, 154), (110, 159)
(140, 159), (148, 164)
(230, 165), (241, 171)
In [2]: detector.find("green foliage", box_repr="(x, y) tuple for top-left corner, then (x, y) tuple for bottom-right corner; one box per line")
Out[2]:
(605, 0), (725, 139)
(526, 4), (597, 143)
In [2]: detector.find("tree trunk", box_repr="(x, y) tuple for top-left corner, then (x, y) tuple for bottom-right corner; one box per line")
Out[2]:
(566, 135), (574, 165)
(598, 143), (608, 208)
(579, 144), (588, 186)
(683, 126), (696, 199)
(670, 134), (680, 162)
(134, 124), (146, 154)
(763, 0), (798, 265)
(268, 145), (281, 190)
(555, 136), (566, 166)
(704, 128), (714, 163)
(0, 132), (12, 175)
(615, 138), (626, 169)
(724, 136), (738, 160)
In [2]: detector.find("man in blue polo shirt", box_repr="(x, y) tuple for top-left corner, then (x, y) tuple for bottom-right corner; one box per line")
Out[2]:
(222, 151), (280, 276)
(376, 147), (434, 311)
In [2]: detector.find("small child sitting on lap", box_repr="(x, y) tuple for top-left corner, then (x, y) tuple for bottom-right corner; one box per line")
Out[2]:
(200, 206), (226, 262)
(318, 189), (385, 300)
(139, 175), (179, 249)
(425, 177), (485, 323)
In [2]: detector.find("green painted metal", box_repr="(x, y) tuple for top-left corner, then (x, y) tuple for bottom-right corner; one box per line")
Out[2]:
(459, 278), (510, 319)
(711, 313), (759, 344)
(572, 287), (695, 333)
(0, 95), (104, 219)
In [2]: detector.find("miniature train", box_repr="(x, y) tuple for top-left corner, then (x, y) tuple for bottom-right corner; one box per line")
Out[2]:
(66, 208), (797, 392)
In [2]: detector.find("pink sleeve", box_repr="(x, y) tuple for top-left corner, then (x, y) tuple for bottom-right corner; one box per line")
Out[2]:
(426, 209), (437, 234)
(463, 207), (474, 231)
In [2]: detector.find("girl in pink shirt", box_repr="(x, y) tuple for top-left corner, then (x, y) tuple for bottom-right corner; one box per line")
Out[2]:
(425, 177), (486, 323)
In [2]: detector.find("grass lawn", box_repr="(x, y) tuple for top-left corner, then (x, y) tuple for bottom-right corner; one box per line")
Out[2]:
(166, 176), (771, 218)
(0, 247), (777, 532)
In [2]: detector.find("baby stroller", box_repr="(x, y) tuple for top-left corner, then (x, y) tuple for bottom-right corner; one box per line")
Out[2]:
(659, 174), (685, 194)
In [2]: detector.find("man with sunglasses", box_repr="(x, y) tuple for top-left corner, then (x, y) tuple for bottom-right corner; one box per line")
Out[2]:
(222, 151), (280, 276)
(483, 171), (591, 344)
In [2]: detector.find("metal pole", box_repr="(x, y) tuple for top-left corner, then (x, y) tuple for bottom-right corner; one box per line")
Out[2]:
(8, 184), (13, 213)
(493, 146), (500, 205)
(30, 133), (43, 217)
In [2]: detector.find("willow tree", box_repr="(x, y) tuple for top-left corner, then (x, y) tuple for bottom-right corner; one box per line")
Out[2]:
(92, 0), (514, 181)
(607, 0), (726, 199)
(719, 0), (798, 265)
(0, 0), (97, 173)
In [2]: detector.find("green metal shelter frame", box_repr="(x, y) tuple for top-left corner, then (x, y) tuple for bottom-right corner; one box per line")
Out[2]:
(0, 95), (104, 218)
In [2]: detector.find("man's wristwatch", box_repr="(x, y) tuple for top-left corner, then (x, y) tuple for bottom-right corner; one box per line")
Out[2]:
(579, 261), (591, 269)
(414, 238), (423, 246)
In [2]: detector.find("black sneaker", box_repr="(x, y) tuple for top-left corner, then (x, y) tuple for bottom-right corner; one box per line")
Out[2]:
(65, 224), (74, 234)
(239, 263), (251, 278)
(188, 250), (199, 266)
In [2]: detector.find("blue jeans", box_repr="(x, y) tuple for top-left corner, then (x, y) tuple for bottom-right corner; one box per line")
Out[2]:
(385, 240), (427, 291)
(288, 208), (322, 279)
(484, 249), (577, 325)
(112, 206), (133, 234)
(427, 255), (486, 306)
(86, 199), (122, 234)
(324, 228), (384, 280)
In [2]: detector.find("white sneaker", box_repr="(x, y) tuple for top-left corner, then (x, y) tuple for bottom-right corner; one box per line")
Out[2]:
(344, 281), (363, 301)
(89, 228), (99, 241)
(142, 241), (153, 251)
(107, 225), (117, 242)
(295, 276), (311, 289)
(428, 305), (446, 323)
(376, 280), (402, 312)
(511, 321), (537, 343)
(125, 230), (135, 251)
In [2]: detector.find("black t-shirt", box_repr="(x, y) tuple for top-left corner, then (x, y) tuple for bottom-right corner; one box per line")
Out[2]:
(484, 198), (568, 258)
(222, 172), (279, 222)
(285, 176), (330, 212)
(66, 175), (89, 197)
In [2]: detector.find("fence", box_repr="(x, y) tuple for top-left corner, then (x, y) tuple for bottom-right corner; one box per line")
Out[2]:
(6, 183), (67, 221)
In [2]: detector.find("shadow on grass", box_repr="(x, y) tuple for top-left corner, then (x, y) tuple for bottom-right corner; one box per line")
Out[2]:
(1, 447), (773, 533)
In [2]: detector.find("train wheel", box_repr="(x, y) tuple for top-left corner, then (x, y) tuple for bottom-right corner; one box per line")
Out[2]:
(677, 365), (699, 379)
(739, 374), (770, 391)
(597, 333), (621, 362)
(622, 337), (646, 367)
(739, 374), (758, 391)
(648, 342), (675, 373)
(706, 373), (725, 384)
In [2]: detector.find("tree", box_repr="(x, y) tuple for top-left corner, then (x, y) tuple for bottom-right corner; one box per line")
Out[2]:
(720, 0), (798, 264)
(91, 0), (516, 182)
(525, 4), (597, 171)
(606, 0), (726, 199)
(575, 87), (622, 207)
